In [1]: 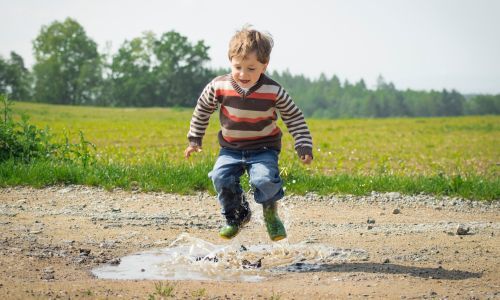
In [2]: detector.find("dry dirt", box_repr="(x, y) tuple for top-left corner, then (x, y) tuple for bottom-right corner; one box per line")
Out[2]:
(0, 186), (499, 299)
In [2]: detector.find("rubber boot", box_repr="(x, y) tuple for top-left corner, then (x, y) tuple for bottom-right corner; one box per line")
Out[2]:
(218, 222), (240, 239)
(219, 197), (251, 239)
(263, 201), (287, 241)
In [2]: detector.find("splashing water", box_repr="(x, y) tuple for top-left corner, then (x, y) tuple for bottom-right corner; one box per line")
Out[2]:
(92, 233), (368, 282)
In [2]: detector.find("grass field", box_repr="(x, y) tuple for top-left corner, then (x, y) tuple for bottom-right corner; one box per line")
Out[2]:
(3, 101), (499, 200)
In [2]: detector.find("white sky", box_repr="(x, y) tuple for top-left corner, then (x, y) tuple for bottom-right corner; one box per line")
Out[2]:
(1, 0), (499, 94)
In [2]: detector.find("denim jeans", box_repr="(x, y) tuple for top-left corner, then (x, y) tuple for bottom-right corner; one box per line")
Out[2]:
(208, 148), (284, 217)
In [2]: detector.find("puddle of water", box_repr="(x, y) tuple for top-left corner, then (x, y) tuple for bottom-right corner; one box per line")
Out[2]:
(92, 233), (368, 282)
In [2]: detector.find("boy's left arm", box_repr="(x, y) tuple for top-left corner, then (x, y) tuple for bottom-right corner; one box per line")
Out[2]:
(275, 88), (313, 164)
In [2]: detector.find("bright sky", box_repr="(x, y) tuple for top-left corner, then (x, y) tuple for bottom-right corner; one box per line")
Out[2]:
(1, 0), (499, 94)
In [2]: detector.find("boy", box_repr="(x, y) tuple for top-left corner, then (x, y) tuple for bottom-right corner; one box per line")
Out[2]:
(184, 26), (313, 241)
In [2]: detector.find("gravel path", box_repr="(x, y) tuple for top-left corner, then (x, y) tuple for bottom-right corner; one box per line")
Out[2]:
(0, 186), (498, 299)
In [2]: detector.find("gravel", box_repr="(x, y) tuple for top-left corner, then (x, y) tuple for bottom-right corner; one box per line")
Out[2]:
(0, 185), (498, 270)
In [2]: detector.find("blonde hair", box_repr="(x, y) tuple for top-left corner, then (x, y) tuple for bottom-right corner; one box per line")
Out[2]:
(228, 25), (274, 64)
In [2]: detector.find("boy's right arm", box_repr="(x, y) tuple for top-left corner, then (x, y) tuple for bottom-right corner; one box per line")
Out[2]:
(185, 81), (218, 158)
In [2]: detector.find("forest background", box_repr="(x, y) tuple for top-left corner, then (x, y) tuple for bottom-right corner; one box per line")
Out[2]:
(1, 18), (498, 118)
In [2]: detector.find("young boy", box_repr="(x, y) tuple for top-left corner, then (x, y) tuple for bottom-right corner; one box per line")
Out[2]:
(184, 26), (313, 241)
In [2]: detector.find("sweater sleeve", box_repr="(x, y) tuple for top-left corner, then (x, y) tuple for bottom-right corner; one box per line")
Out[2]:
(275, 88), (313, 158)
(187, 80), (218, 147)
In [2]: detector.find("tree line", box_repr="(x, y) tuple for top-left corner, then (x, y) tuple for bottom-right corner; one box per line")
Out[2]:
(270, 71), (500, 118)
(0, 18), (498, 118)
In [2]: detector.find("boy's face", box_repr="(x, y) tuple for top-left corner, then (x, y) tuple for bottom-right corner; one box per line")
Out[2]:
(230, 52), (268, 89)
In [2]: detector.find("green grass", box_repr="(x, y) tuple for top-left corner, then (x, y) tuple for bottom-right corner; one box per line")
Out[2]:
(0, 159), (214, 193)
(191, 288), (206, 298)
(2, 101), (499, 200)
(1, 157), (498, 200)
(148, 281), (175, 299)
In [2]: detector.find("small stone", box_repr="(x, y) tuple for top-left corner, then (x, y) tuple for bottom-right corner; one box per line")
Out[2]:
(392, 208), (401, 214)
(456, 224), (470, 235)
(75, 258), (85, 264)
(367, 218), (376, 224)
(130, 181), (140, 191)
(367, 225), (373, 230)
(41, 267), (55, 280)
(41, 273), (54, 280)
(79, 249), (91, 256)
(108, 258), (121, 265)
(383, 258), (390, 264)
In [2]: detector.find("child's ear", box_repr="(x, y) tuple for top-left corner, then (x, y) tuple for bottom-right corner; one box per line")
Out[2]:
(263, 63), (269, 73)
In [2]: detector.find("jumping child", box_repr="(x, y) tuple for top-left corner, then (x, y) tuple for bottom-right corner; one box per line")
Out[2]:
(185, 26), (313, 241)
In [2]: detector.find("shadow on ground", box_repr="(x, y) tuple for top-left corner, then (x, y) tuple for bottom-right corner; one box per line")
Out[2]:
(277, 262), (482, 280)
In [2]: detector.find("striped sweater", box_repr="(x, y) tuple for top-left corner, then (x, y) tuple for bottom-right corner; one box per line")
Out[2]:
(187, 73), (313, 157)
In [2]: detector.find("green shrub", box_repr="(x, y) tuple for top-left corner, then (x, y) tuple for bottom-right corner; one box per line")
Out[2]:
(0, 94), (96, 166)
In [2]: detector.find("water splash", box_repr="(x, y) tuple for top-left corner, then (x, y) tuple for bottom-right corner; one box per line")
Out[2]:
(92, 233), (368, 282)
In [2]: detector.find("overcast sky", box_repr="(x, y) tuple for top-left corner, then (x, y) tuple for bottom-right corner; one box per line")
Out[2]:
(1, 0), (499, 94)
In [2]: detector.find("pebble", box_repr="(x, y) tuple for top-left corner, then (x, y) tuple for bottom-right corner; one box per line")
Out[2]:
(392, 208), (401, 214)
(456, 224), (470, 235)
(41, 267), (55, 280)
(108, 258), (121, 265)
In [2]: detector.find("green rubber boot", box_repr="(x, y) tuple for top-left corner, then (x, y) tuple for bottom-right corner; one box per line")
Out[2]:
(218, 223), (240, 239)
(263, 202), (287, 241)
(219, 203), (251, 239)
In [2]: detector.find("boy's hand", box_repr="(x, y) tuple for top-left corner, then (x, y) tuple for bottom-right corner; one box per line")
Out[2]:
(184, 145), (202, 159)
(300, 154), (313, 165)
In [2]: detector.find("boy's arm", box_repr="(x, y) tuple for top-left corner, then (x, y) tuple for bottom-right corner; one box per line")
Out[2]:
(187, 81), (218, 148)
(275, 88), (313, 159)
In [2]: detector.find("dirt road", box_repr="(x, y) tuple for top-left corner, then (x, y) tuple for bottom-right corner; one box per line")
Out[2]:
(0, 186), (498, 299)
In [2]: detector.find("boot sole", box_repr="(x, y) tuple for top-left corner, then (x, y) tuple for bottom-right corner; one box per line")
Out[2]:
(219, 233), (237, 240)
(271, 234), (287, 241)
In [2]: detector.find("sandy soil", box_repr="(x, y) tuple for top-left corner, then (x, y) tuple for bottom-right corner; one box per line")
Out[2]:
(0, 186), (498, 299)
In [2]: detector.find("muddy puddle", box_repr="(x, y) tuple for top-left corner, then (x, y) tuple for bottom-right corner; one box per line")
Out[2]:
(92, 233), (368, 282)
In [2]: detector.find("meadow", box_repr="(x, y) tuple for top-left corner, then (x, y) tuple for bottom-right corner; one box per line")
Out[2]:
(3, 101), (499, 200)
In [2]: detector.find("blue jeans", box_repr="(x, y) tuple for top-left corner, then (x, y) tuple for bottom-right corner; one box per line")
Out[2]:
(208, 148), (284, 217)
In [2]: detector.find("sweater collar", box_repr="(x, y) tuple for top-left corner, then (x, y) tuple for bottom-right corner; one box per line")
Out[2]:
(230, 74), (266, 97)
